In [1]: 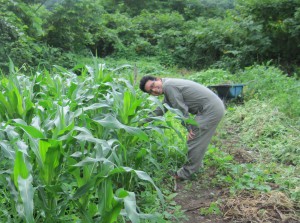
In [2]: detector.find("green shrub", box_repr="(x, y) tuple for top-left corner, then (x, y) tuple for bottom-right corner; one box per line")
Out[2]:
(188, 69), (235, 85)
(236, 65), (300, 118)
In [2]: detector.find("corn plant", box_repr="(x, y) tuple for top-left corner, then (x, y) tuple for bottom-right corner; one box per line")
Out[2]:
(0, 73), (34, 122)
(0, 61), (165, 223)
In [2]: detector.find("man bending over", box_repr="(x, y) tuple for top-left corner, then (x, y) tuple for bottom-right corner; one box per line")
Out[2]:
(139, 76), (225, 180)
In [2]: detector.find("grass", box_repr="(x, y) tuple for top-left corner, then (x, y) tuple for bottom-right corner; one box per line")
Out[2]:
(0, 57), (299, 222)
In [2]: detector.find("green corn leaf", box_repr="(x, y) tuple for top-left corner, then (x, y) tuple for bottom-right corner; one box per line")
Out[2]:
(13, 119), (44, 138)
(122, 91), (131, 124)
(13, 151), (29, 188)
(164, 103), (198, 126)
(12, 119), (44, 165)
(67, 81), (78, 99)
(116, 189), (153, 223)
(5, 125), (20, 141)
(148, 96), (166, 114)
(18, 175), (34, 223)
(8, 57), (15, 75)
(7, 88), (19, 116)
(103, 179), (113, 212)
(112, 64), (132, 72)
(72, 179), (96, 199)
(109, 167), (164, 204)
(0, 92), (13, 117)
(39, 139), (62, 184)
(100, 202), (123, 223)
(73, 126), (93, 135)
(58, 121), (75, 137)
(115, 188), (129, 198)
(12, 85), (24, 116)
(98, 179), (124, 223)
(73, 157), (114, 168)
(73, 132), (112, 155)
(16, 140), (29, 156)
(123, 192), (139, 223)
(83, 103), (110, 111)
(93, 115), (148, 141)
(0, 141), (15, 159)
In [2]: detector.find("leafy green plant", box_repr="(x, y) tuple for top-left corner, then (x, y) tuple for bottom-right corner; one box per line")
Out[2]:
(188, 69), (235, 86)
(0, 63), (34, 123)
(200, 201), (222, 216)
(0, 62), (170, 222)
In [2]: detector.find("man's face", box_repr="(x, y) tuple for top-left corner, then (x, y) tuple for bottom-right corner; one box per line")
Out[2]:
(144, 79), (163, 96)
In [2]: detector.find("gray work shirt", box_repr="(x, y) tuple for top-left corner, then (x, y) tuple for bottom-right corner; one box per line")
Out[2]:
(152, 78), (224, 129)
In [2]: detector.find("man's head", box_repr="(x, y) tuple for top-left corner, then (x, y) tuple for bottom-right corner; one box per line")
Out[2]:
(139, 75), (163, 96)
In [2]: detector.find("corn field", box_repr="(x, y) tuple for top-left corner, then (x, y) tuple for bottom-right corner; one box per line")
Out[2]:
(0, 61), (183, 223)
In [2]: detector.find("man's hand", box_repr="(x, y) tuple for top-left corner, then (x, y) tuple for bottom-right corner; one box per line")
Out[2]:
(187, 129), (195, 140)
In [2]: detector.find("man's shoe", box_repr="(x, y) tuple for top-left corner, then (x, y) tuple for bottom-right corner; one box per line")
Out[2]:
(168, 170), (185, 181)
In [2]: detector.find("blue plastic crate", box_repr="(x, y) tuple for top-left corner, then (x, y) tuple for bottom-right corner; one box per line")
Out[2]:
(208, 84), (245, 99)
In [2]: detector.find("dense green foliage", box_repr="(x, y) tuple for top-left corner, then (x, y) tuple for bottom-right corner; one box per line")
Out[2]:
(1, 0), (300, 73)
(0, 60), (183, 222)
(0, 0), (299, 221)
(0, 59), (299, 222)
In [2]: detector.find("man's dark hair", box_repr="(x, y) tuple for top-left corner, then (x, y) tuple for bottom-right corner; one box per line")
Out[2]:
(139, 75), (157, 92)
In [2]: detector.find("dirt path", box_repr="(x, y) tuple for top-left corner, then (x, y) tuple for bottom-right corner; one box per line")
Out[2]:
(173, 179), (226, 223)
(169, 124), (300, 223)
(170, 124), (243, 223)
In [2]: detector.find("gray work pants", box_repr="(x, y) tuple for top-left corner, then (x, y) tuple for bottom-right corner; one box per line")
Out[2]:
(177, 104), (225, 179)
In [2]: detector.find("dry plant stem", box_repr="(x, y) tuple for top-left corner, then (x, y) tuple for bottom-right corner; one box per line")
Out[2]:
(185, 203), (207, 212)
(173, 178), (177, 192)
(222, 191), (299, 222)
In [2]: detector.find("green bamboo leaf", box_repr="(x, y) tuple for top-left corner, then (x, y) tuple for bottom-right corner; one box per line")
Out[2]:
(93, 115), (148, 141)
(18, 175), (34, 223)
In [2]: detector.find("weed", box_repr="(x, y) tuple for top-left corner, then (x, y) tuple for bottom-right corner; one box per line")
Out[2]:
(200, 201), (222, 216)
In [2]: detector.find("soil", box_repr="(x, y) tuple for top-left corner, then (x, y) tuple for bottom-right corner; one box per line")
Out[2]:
(168, 124), (300, 223)
(173, 179), (227, 223)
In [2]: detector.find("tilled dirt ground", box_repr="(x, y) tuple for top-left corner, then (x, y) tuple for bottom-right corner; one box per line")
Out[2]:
(168, 124), (300, 223)
(173, 178), (300, 223)
(173, 179), (226, 223)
